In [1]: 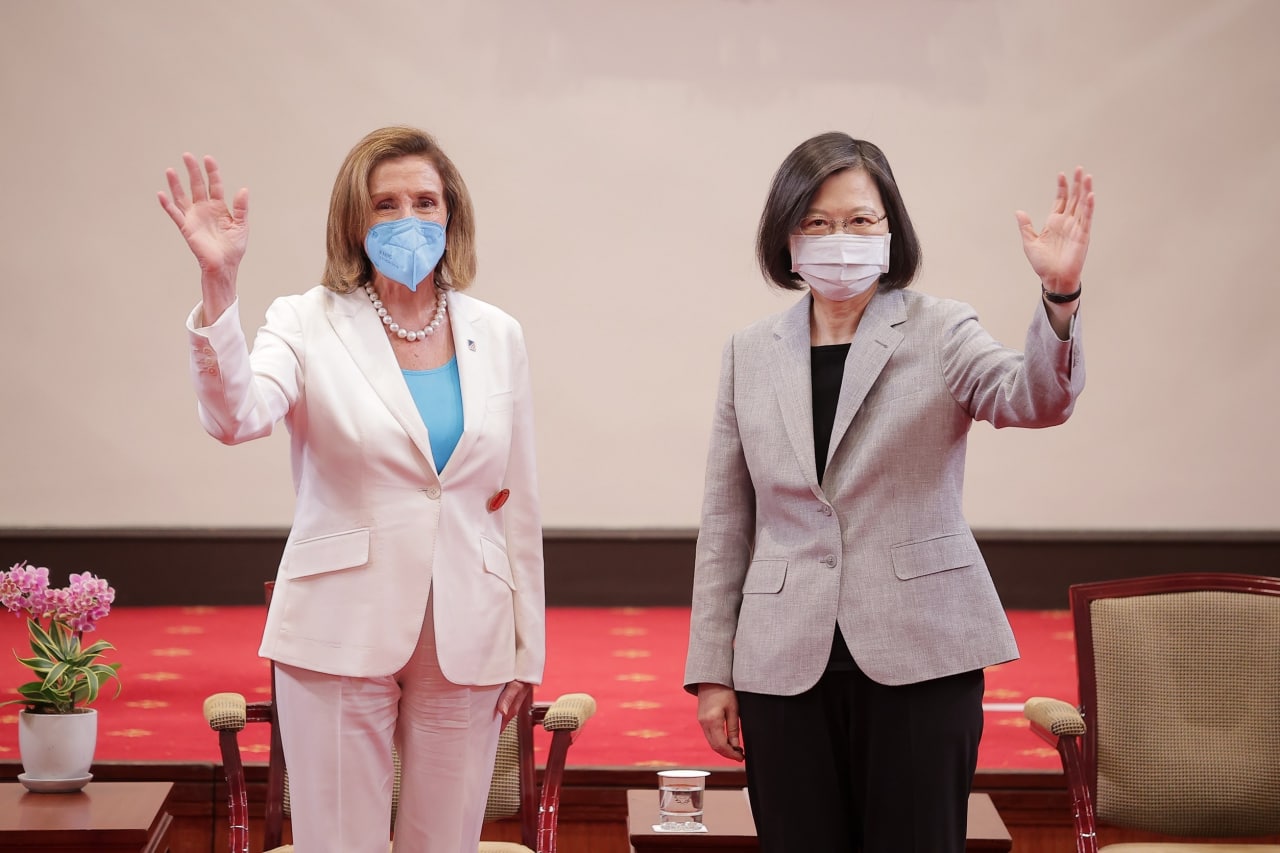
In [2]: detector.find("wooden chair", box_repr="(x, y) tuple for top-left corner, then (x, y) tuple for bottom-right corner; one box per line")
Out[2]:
(1023, 573), (1280, 852)
(202, 583), (596, 853)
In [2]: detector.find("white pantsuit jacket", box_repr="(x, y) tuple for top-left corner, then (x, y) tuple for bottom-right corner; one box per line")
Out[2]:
(186, 286), (544, 687)
(684, 289), (1084, 695)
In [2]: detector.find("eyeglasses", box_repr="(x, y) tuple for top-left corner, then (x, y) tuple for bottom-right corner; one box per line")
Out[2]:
(796, 211), (889, 236)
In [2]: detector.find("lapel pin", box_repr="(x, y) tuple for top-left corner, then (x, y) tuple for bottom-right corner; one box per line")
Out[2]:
(487, 489), (510, 512)
(467, 339), (476, 352)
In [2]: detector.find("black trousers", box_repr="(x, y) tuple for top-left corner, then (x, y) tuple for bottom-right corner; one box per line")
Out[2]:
(736, 664), (984, 853)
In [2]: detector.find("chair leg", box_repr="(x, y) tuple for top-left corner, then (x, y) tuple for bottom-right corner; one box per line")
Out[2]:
(218, 730), (251, 853)
(535, 730), (573, 853)
(263, 708), (286, 850)
(1057, 736), (1100, 853)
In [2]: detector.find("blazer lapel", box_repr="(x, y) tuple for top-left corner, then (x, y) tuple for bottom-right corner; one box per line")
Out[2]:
(440, 291), (487, 479)
(825, 288), (906, 468)
(769, 295), (822, 495)
(326, 289), (441, 478)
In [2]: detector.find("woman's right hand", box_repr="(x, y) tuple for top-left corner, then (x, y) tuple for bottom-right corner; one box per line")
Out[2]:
(696, 683), (745, 762)
(157, 153), (249, 322)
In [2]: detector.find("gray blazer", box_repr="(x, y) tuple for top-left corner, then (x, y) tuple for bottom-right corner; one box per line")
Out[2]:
(683, 288), (1084, 695)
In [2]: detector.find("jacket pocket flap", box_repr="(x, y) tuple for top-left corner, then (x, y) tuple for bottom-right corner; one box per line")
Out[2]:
(481, 535), (516, 589)
(282, 528), (371, 579)
(891, 533), (980, 580)
(742, 559), (788, 594)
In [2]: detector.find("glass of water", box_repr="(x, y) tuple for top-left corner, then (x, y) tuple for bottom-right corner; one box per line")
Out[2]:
(657, 769), (710, 831)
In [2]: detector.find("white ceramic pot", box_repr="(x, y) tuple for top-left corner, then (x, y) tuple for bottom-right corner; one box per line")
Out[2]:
(17, 708), (98, 780)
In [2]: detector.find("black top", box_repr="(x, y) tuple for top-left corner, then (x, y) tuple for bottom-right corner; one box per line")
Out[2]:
(811, 343), (857, 670)
(811, 344), (851, 485)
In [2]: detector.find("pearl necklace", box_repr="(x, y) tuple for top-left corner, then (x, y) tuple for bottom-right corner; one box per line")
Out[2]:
(364, 284), (448, 342)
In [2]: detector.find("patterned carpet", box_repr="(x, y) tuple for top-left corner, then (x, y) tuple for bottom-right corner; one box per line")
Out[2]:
(0, 605), (1075, 771)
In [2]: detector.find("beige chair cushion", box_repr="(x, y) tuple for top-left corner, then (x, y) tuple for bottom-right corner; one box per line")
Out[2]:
(483, 718), (523, 820)
(1091, 591), (1280, 836)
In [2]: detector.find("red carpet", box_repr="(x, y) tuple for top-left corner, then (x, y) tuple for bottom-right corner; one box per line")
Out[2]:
(0, 606), (1074, 772)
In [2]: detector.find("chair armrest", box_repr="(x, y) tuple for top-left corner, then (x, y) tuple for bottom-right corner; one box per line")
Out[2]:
(1024, 696), (1086, 739)
(541, 693), (597, 733)
(203, 692), (248, 732)
(529, 693), (597, 852)
(1024, 696), (1099, 853)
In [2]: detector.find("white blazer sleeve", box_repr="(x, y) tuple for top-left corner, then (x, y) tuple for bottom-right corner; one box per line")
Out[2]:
(505, 328), (546, 685)
(185, 297), (303, 444)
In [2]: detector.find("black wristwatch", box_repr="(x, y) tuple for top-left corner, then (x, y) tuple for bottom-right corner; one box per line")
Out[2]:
(1042, 282), (1082, 304)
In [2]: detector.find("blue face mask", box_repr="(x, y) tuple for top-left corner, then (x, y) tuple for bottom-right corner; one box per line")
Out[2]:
(364, 217), (447, 292)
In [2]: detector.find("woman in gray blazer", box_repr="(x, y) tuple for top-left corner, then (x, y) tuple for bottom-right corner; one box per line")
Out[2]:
(684, 132), (1092, 852)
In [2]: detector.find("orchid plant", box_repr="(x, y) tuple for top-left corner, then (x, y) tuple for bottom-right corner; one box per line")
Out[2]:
(0, 561), (122, 714)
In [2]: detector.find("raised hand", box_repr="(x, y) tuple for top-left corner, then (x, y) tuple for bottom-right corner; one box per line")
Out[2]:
(158, 154), (249, 321)
(1016, 167), (1094, 295)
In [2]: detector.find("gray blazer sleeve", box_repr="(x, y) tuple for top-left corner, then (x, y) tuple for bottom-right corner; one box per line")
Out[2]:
(683, 335), (755, 691)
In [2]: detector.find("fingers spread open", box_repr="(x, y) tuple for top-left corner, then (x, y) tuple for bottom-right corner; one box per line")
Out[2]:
(164, 167), (189, 209)
(1014, 209), (1036, 240)
(205, 155), (224, 201)
(157, 190), (184, 228)
(183, 152), (208, 203)
(1070, 172), (1095, 230)
(1077, 191), (1096, 237)
(231, 187), (250, 224)
(1050, 172), (1068, 215)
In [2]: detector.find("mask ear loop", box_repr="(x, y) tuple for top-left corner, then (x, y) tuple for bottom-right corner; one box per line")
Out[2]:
(435, 213), (455, 290)
(434, 215), (450, 290)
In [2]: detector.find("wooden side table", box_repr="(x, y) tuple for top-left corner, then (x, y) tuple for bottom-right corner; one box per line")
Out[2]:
(0, 781), (174, 852)
(627, 788), (1012, 852)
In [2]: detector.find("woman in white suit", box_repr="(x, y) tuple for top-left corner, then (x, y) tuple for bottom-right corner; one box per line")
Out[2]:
(684, 133), (1093, 852)
(159, 126), (544, 853)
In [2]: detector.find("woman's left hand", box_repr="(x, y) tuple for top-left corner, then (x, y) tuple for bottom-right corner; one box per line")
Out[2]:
(1016, 166), (1095, 295)
(496, 680), (532, 727)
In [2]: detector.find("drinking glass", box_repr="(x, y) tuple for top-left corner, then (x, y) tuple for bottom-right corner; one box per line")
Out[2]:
(657, 769), (710, 831)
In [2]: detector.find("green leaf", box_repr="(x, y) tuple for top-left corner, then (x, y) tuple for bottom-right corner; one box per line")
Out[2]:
(89, 663), (124, 697)
(80, 640), (114, 657)
(50, 624), (80, 659)
(15, 654), (54, 673)
(26, 619), (56, 649)
(41, 661), (71, 690)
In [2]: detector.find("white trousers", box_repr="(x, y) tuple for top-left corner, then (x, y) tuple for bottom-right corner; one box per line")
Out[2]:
(274, 594), (505, 853)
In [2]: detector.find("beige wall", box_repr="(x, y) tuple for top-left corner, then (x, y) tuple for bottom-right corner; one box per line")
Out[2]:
(1, 0), (1277, 530)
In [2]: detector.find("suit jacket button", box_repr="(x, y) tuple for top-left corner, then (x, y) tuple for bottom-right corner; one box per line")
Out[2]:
(423, 486), (441, 500)
(822, 554), (837, 567)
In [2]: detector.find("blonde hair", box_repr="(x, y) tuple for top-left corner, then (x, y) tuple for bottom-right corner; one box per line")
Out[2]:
(321, 126), (477, 293)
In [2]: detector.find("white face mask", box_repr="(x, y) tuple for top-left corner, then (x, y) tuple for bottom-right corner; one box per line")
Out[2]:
(789, 233), (892, 302)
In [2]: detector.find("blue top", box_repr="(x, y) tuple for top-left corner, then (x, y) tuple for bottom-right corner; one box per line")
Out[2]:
(402, 356), (464, 473)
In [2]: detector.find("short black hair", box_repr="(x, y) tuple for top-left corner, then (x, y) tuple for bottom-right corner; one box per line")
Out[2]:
(756, 132), (922, 291)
